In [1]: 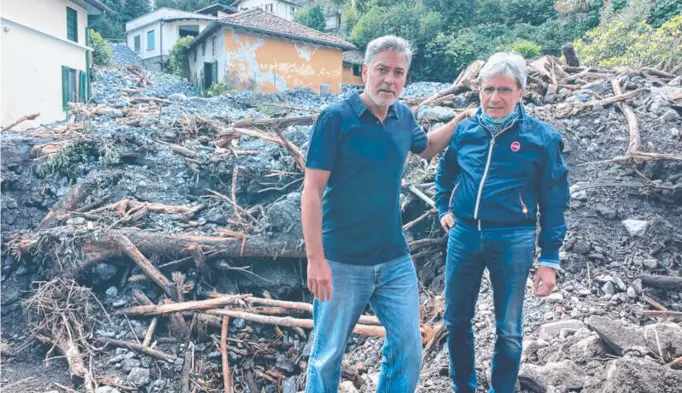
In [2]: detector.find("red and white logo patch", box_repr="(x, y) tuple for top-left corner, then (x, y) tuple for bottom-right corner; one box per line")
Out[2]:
(510, 141), (521, 152)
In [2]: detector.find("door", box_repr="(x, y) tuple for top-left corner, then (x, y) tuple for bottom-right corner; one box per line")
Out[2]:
(204, 61), (218, 91)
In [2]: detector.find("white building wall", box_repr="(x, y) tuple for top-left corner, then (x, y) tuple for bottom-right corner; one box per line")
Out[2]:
(2, 0), (90, 47)
(188, 27), (226, 92)
(125, 8), (214, 31)
(127, 17), (214, 71)
(127, 21), (162, 60)
(1, 0), (90, 129)
(162, 20), (214, 56)
(238, 0), (300, 20)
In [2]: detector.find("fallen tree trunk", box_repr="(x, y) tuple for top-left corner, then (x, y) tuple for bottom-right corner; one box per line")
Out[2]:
(413, 60), (484, 112)
(116, 295), (248, 316)
(14, 227), (305, 272)
(204, 309), (387, 337)
(640, 275), (682, 291)
(231, 115), (317, 130)
(557, 88), (648, 117)
(125, 97), (171, 105)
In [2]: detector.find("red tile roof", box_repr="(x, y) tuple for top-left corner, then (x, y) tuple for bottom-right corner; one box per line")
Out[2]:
(218, 8), (355, 50)
(343, 49), (365, 64)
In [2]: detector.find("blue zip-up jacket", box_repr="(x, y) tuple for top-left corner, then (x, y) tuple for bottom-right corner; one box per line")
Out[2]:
(434, 104), (570, 269)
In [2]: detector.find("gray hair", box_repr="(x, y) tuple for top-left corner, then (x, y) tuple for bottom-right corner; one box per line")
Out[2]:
(477, 52), (527, 89)
(364, 35), (413, 70)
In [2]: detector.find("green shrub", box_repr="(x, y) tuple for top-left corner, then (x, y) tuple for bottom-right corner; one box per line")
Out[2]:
(90, 30), (112, 66)
(509, 40), (543, 59)
(170, 36), (194, 79)
(206, 82), (231, 97)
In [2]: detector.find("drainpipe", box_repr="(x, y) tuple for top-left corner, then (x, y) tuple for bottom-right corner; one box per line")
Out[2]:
(160, 20), (164, 71)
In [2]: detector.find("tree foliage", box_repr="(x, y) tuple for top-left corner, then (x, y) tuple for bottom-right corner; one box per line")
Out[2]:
(90, 30), (113, 66)
(575, 14), (682, 68)
(648, 0), (682, 28)
(88, 0), (125, 40)
(344, 0), (604, 82)
(123, 0), (152, 22)
(293, 4), (327, 32)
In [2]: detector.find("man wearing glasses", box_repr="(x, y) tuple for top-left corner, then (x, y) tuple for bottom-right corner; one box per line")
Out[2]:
(434, 52), (570, 393)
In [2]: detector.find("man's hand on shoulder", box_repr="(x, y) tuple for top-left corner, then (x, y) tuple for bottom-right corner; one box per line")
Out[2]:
(418, 108), (476, 160)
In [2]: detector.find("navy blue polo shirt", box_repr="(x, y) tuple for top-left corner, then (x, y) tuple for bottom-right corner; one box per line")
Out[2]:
(305, 92), (428, 265)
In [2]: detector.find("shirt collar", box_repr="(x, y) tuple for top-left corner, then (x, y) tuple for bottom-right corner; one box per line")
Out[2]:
(349, 92), (400, 121)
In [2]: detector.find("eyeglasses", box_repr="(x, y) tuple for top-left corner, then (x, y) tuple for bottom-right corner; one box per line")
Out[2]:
(481, 86), (515, 97)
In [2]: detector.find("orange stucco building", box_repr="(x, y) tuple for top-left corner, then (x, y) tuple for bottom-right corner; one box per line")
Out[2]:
(188, 8), (357, 95)
(342, 49), (364, 86)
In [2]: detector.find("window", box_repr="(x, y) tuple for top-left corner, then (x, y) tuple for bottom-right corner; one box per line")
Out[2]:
(62, 66), (86, 110)
(212, 37), (216, 56)
(147, 30), (155, 50)
(265, 3), (273, 12)
(134, 35), (141, 52)
(179, 25), (200, 38)
(291, 6), (296, 14)
(66, 7), (77, 42)
(352, 64), (361, 76)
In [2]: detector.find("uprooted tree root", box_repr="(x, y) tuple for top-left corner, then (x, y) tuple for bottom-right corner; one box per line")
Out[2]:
(8, 228), (105, 278)
(23, 278), (112, 393)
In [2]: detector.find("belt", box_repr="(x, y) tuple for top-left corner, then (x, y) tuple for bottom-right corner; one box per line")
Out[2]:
(457, 217), (536, 230)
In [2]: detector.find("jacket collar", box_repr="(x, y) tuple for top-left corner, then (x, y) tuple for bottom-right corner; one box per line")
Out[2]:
(349, 92), (400, 121)
(474, 102), (527, 123)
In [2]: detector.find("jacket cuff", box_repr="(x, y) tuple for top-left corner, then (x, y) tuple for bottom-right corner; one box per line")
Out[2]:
(537, 258), (561, 270)
(539, 247), (560, 263)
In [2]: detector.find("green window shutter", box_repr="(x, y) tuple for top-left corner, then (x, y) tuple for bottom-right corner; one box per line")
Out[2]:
(67, 7), (77, 42)
(212, 61), (218, 87)
(79, 71), (86, 103)
(86, 53), (91, 102)
(62, 66), (70, 110)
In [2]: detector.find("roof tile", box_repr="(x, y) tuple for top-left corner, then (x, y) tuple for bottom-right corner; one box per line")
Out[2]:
(219, 8), (355, 50)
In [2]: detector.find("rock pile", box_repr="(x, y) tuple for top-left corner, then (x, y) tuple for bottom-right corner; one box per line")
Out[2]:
(1, 55), (681, 393)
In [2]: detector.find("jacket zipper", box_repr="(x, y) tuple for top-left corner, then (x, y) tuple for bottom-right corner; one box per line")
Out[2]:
(473, 122), (516, 220)
(519, 191), (528, 219)
(447, 181), (460, 215)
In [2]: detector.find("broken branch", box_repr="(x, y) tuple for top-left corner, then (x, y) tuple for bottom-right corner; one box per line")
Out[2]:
(222, 316), (233, 393)
(96, 338), (176, 362)
(116, 295), (248, 316)
(640, 275), (682, 291)
(1, 112), (40, 132)
(205, 309), (386, 337)
(112, 233), (176, 300)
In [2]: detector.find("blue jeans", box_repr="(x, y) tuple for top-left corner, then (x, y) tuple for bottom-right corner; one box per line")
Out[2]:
(444, 220), (536, 393)
(305, 254), (422, 393)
